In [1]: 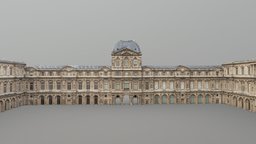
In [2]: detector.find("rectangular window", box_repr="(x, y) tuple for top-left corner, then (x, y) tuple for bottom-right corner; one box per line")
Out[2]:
(133, 82), (138, 90)
(104, 81), (109, 90)
(49, 81), (53, 90)
(170, 81), (174, 91)
(205, 81), (209, 90)
(10, 68), (13, 75)
(10, 83), (12, 92)
(181, 81), (185, 90)
(67, 82), (72, 90)
(30, 82), (34, 91)
(94, 81), (98, 90)
(190, 81), (194, 90)
(4, 83), (7, 93)
(57, 81), (61, 90)
(124, 81), (130, 90)
(216, 82), (219, 90)
(154, 81), (159, 90)
(86, 80), (90, 90)
(145, 82), (149, 90)
(41, 81), (45, 90)
(162, 81), (166, 90)
(115, 82), (120, 90)
(78, 81), (83, 90)
(198, 81), (202, 90)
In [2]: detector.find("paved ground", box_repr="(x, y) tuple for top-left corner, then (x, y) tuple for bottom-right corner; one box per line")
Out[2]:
(0, 104), (255, 144)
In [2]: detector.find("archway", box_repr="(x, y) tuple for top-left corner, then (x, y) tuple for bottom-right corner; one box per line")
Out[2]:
(86, 95), (90, 104)
(5, 99), (10, 110)
(56, 96), (61, 105)
(48, 95), (53, 105)
(198, 95), (203, 104)
(94, 95), (98, 105)
(189, 95), (195, 104)
(245, 99), (250, 111)
(170, 95), (175, 104)
(132, 95), (138, 105)
(233, 97), (237, 107)
(123, 95), (130, 105)
(162, 95), (167, 104)
(11, 98), (16, 108)
(115, 95), (121, 105)
(0, 101), (3, 112)
(78, 95), (83, 105)
(205, 95), (210, 104)
(154, 95), (159, 104)
(40, 96), (44, 105)
(238, 97), (243, 108)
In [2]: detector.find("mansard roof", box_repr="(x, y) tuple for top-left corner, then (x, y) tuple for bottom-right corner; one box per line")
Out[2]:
(0, 59), (26, 65)
(113, 40), (141, 53)
(32, 65), (111, 70)
(144, 65), (222, 70)
(222, 59), (256, 65)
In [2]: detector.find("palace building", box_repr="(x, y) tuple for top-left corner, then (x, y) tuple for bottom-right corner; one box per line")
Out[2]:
(0, 40), (255, 112)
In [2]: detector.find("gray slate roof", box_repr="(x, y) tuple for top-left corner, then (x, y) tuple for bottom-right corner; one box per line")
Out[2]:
(113, 40), (141, 53)
(145, 65), (222, 70)
(0, 59), (26, 65)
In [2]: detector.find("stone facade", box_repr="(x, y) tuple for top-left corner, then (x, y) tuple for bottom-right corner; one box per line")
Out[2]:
(0, 40), (255, 112)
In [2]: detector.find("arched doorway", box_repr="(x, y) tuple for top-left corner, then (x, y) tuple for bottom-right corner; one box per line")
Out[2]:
(198, 95), (203, 104)
(56, 96), (61, 105)
(238, 97), (243, 108)
(245, 99), (250, 111)
(11, 98), (16, 108)
(162, 95), (167, 104)
(170, 95), (175, 104)
(144, 95), (150, 104)
(132, 95), (138, 105)
(5, 99), (10, 110)
(78, 95), (83, 105)
(48, 96), (53, 105)
(123, 95), (130, 105)
(40, 96), (44, 105)
(86, 95), (90, 104)
(190, 95), (195, 104)
(154, 95), (159, 104)
(0, 101), (4, 112)
(115, 95), (121, 105)
(94, 95), (98, 105)
(233, 97), (237, 107)
(205, 95), (210, 104)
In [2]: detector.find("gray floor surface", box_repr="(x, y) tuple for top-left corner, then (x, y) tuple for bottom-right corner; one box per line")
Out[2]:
(0, 104), (255, 144)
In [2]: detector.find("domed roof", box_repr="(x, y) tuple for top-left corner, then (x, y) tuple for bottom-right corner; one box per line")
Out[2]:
(113, 40), (141, 53)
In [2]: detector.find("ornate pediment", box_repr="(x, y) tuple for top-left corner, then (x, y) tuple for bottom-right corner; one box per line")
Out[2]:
(62, 65), (74, 71)
(176, 65), (190, 71)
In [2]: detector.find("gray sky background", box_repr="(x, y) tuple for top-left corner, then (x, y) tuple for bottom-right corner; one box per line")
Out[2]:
(0, 0), (255, 66)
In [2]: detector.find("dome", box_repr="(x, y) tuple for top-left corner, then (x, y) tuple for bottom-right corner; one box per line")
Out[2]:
(113, 40), (141, 53)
